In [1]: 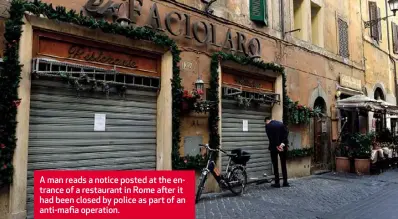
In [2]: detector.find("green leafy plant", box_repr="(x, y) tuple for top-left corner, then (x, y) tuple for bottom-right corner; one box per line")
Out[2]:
(287, 147), (313, 159)
(286, 97), (323, 125)
(347, 132), (375, 159)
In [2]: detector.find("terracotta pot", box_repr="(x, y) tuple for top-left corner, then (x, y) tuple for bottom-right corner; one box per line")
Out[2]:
(335, 157), (350, 173)
(354, 159), (370, 175)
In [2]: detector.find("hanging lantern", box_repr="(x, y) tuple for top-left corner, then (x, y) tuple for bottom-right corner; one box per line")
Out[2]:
(116, 2), (131, 27)
(195, 76), (204, 92)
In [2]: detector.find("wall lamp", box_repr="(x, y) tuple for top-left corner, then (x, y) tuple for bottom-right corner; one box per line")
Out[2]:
(364, 0), (398, 29)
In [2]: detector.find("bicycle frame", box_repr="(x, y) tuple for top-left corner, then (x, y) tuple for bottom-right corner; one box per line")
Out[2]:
(200, 149), (225, 185)
(200, 146), (243, 186)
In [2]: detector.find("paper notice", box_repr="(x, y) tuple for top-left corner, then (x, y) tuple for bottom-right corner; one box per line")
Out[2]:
(243, 120), (248, 132)
(94, 114), (106, 131)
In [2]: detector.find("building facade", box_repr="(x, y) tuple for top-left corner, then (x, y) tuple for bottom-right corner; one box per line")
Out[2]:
(0, 0), (397, 218)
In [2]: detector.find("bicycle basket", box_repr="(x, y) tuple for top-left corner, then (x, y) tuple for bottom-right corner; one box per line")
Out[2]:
(230, 149), (251, 165)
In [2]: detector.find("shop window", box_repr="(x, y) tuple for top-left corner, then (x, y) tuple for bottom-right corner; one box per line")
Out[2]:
(311, 2), (321, 46)
(392, 22), (398, 54)
(338, 18), (349, 58)
(250, 0), (268, 25)
(293, 0), (304, 40)
(368, 1), (382, 42)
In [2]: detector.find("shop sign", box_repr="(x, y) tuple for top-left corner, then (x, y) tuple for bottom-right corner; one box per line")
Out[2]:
(84, 0), (262, 57)
(235, 76), (261, 89)
(68, 45), (138, 68)
(340, 75), (362, 91)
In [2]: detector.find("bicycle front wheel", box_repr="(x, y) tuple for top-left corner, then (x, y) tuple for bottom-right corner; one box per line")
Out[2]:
(195, 172), (207, 204)
(227, 166), (247, 195)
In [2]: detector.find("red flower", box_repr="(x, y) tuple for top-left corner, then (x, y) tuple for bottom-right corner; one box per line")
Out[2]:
(197, 89), (204, 95)
(2, 164), (6, 170)
(0, 144), (5, 149)
(14, 99), (21, 107)
(184, 159), (188, 164)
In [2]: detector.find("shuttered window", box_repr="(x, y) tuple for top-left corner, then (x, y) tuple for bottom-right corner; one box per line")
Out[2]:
(338, 18), (349, 58)
(250, 0), (268, 25)
(392, 22), (398, 54)
(368, 1), (381, 41)
(377, 7), (382, 41)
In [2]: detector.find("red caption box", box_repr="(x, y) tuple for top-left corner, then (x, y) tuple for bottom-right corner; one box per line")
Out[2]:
(34, 170), (195, 219)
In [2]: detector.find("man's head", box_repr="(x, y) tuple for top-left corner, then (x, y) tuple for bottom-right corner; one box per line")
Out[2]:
(264, 117), (271, 124)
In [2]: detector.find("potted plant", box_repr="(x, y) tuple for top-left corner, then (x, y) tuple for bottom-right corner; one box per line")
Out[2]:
(335, 140), (352, 173)
(352, 132), (375, 175)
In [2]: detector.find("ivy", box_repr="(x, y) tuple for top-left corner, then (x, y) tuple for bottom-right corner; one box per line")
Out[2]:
(209, 52), (289, 155)
(0, 0), (190, 186)
(286, 148), (313, 159)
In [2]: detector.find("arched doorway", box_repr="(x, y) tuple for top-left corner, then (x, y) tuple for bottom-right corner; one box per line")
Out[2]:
(313, 97), (327, 166)
(374, 87), (385, 101)
(374, 87), (386, 132)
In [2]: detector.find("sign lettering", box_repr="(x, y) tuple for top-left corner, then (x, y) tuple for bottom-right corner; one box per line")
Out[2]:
(84, 1), (261, 57)
(68, 45), (138, 68)
(235, 77), (262, 89)
(340, 74), (362, 91)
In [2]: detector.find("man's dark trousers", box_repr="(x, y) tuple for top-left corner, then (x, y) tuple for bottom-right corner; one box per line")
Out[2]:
(270, 149), (288, 185)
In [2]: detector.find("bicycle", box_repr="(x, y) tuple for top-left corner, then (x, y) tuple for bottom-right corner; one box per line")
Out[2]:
(195, 143), (250, 204)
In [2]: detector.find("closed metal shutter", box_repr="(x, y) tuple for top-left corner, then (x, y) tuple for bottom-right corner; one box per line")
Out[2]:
(26, 79), (157, 219)
(221, 101), (273, 181)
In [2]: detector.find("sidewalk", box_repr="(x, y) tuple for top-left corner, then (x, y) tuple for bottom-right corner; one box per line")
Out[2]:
(195, 169), (398, 219)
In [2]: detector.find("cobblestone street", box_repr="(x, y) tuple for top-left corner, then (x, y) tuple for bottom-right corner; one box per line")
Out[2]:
(196, 169), (398, 219)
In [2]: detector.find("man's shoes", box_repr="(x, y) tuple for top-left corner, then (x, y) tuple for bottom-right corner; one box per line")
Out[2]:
(283, 182), (290, 187)
(271, 183), (280, 188)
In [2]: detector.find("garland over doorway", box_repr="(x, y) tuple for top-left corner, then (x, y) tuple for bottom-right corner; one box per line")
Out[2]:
(0, 0), (185, 186)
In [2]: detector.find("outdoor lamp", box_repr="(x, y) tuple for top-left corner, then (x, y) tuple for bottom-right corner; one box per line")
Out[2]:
(195, 76), (204, 92)
(336, 90), (341, 98)
(389, 0), (398, 15)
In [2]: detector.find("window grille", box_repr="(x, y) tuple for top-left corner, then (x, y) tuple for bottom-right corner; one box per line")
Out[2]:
(31, 58), (160, 90)
(338, 18), (349, 58)
(222, 86), (280, 105)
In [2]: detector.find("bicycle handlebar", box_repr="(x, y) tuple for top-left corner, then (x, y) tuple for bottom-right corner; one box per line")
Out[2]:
(199, 144), (229, 155)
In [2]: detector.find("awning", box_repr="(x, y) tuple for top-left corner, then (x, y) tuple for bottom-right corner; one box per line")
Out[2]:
(336, 95), (398, 115)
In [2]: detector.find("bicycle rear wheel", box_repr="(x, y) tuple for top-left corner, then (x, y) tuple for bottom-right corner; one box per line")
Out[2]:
(227, 166), (247, 195)
(195, 173), (207, 204)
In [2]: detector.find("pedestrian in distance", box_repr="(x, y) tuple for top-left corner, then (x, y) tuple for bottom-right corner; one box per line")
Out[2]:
(264, 117), (290, 188)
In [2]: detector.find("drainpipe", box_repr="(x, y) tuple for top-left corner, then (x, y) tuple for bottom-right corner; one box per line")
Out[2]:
(385, 0), (398, 105)
(280, 0), (285, 39)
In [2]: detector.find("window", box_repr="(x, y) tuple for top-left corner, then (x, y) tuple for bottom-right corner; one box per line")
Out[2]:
(293, 0), (304, 40)
(368, 1), (382, 41)
(392, 22), (398, 54)
(250, 0), (268, 25)
(338, 18), (349, 58)
(311, 2), (321, 46)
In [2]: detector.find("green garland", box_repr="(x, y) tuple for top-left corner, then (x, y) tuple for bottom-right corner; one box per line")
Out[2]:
(286, 97), (323, 125)
(286, 147), (313, 159)
(0, 0), (24, 187)
(209, 52), (289, 154)
(0, 0), (190, 186)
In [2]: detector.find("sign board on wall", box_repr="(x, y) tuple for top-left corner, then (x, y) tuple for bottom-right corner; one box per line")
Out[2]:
(340, 75), (362, 91)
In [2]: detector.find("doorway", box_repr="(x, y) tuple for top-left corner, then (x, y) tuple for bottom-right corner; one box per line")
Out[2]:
(312, 97), (328, 171)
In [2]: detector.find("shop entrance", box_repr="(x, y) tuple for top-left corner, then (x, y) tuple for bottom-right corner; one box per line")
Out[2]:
(220, 69), (278, 181)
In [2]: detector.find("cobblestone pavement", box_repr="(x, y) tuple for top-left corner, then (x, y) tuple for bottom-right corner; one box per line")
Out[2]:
(195, 169), (398, 219)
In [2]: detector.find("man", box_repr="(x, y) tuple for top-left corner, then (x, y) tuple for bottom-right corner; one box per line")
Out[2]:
(264, 117), (289, 188)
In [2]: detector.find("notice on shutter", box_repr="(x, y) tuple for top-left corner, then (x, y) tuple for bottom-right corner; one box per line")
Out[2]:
(369, 1), (377, 39)
(250, 0), (268, 25)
